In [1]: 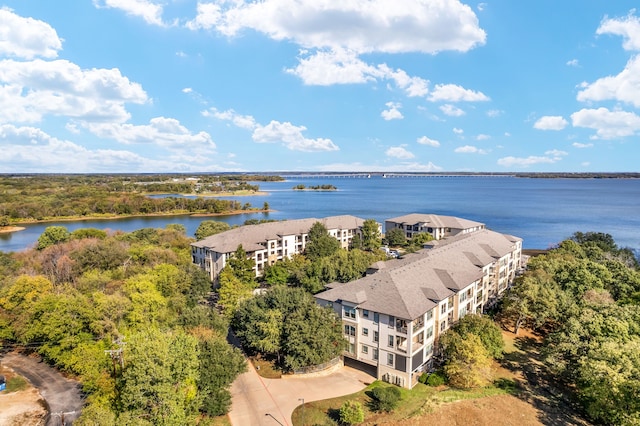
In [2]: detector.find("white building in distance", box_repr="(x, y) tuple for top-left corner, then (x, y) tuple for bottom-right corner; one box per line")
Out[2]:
(191, 215), (368, 282)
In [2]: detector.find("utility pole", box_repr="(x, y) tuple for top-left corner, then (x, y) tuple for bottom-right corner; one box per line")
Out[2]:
(104, 336), (126, 375)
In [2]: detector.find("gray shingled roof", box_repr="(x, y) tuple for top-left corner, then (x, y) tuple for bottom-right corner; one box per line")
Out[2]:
(385, 213), (484, 230)
(191, 215), (366, 253)
(315, 228), (521, 319)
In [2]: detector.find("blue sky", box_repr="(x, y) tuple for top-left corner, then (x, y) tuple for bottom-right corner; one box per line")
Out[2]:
(1, 1), (640, 173)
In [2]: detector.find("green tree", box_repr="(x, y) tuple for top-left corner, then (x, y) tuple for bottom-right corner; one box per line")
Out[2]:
(361, 219), (381, 251)
(118, 329), (200, 425)
(70, 228), (108, 240)
(409, 232), (434, 248)
(304, 222), (341, 261)
(441, 333), (492, 389)
(194, 220), (230, 240)
(37, 226), (71, 250)
(452, 314), (505, 359)
(227, 245), (256, 285)
(217, 267), (255, 319)
(233, 287), (345, 371)
(384, 228), (406, 247)
(193, 328), (246, 416)
(263, 201), (270, 211)
(339, 400), (365, 425)
(369, 386), (402, 412)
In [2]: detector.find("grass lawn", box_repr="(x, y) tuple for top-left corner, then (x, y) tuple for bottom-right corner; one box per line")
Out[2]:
(250, 355), (282, 379)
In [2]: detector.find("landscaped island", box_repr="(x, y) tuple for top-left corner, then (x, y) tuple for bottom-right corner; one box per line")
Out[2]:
(0, 174), (281, 228)
(292, 184), (337, 191)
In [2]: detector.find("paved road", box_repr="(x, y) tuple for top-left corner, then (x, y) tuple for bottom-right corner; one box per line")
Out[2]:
(229, 361), (373, 426)
(1, 353), (83, 425)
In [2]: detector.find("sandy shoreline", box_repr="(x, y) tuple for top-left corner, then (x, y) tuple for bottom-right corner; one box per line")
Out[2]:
(0, 226), (26, 234)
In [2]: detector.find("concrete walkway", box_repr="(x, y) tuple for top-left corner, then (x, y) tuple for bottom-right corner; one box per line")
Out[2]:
(229, 361), (374, 426)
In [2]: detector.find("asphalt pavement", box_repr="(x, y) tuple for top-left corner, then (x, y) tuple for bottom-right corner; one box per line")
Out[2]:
(1, 353), (83, 425)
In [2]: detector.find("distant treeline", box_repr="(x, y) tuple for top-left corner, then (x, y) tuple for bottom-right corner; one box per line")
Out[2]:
(0, 174), (278, 222)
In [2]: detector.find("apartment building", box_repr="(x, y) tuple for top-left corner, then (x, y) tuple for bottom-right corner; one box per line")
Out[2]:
(191, 215), (368, 281)
(314, 227), (522, 388)
(385, 213), (485, 240)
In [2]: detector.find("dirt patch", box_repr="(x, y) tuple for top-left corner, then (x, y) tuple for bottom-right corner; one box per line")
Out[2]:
(0, 365), (47, 426)
(378, 394), (543, 426)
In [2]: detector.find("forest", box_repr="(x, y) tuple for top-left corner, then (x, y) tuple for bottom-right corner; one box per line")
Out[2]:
(0, 174), (280, 224)
(500, 232), (640, 425)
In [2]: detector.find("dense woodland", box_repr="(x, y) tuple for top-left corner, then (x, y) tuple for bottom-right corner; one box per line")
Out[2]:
(0, 174), (281, 223)
(501, 232), (640, 425)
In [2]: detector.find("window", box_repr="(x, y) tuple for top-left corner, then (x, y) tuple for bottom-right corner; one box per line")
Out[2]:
(344, 325), (356, 336)
(362, 309), (369, 318)
(388, 316), (395, 328)
(373, 348), (379, 360)
(343, 306), (356, 319)
(440, 321), (447, 332)
(426, 310), (433, 321)
(426, 325), (434, 339)
(373, 312), (379, 324)
(440, 304), (447, 314)
(373, 331), (379, 343)
(361, 345), (368, 354)
(362, 328), (369, 337)
(425, 343), (434, 355)
(388, 335), (394, 347)
(387, 353), (394, 366)
(348, 343), (355, 354)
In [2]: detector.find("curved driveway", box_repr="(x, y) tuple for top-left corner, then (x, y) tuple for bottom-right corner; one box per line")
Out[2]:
(229, 362), (373, 426)
(1, 353), (83, 425)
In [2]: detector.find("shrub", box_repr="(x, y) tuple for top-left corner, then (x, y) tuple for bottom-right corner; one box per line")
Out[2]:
(369, 386), (402, 412)
(418, 372), (429, 384)
(339, 400), (364, 425)
(426, 371), (446, 387)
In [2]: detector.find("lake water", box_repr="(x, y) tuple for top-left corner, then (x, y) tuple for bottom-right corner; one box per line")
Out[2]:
(2, 176), (640, 253)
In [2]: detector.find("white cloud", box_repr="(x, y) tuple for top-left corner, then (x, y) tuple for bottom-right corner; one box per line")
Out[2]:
(533, 115), (568, 130)
(454, 145), (487, 154)
(84, 118), (216, 155)
(566, 59), (579, 67)
(286, 48), (378, 85)
(93, 0), (166, 27)
(453, 127), (464, 134)
(477, 3), (487, 12)
(208, 108), (339, 152)
(440, 104), (465, 116)
(581, 162), (591, 167)
(571, 107), (640, 139)
(486, 109), (502, 117)
(182, 87), (193, 94)
(597, 12), (640, 51)
(188, 0), (486, 54)
(497, 150), (567, 168)
(386, 145), (415, 159)
(0, 59), (147, 123)
(0, 124), (214, 173)
(286, 49), (430, 97)
(572, 142), (594, 148)
(417, 136), (440, 147)
(545, 149), (568, 157)
(381, 102), (403, 120)
(315, 161), (442, 172)
(476, 134), (490, 140)
(428, 84), (489, 102)
(205, 108), (257, 129)
(0, 8), (62, 59)
(577, 55), (640, 107)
